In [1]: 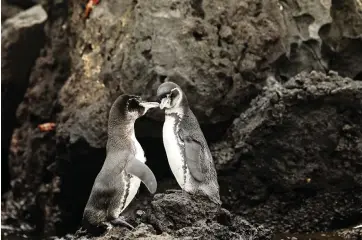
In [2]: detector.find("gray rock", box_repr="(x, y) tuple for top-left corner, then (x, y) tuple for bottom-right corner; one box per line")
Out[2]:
(276, 0), (332, 79)
(276, 0), (362, 80)
(61, 0), (286, 129)
(1, 4), (47, 193)
(1, 0), (23, 23)
(1, 4), (47, 97)
(321, 0), (362, 79)
(1, 2), (70, 237)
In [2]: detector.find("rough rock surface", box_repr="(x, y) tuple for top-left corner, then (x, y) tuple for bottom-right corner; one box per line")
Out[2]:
(211, 71), (362, 232)
(1, 0), (70, 237)
(1, 0), (23, 23)
(70, 193), (272, 240)
(276, 0), (362, 80)
(63, 0), (285, 127)
(1, 0), (362, 239)
(1, 4), (47, 194)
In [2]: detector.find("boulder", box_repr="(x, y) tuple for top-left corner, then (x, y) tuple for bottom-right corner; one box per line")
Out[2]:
(70, 193), (272, 240)
(1, 0), (22, 23)
(211, 71), (362, 232)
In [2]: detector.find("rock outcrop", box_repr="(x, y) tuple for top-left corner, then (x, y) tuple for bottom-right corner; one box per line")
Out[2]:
(1, 1), (69, 237)
(70, 193), (272, 240)
(1, 4), (47, 193)
(212, 71), (362, 232)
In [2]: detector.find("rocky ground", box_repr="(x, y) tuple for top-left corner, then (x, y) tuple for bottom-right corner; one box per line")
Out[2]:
(1, 0), (362, 239)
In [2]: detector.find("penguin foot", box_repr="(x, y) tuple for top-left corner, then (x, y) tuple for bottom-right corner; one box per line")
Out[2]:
(111, 217), (134, 230)
(165, 189), (183, 194)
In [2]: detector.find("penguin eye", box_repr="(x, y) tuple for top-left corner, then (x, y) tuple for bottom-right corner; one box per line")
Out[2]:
(128, 98), (139, 110)
(158, 93), (169, 101)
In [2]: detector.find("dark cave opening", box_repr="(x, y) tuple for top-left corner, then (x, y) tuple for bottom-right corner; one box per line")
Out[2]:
(354, 71), (362, 81)
(1, 145), (11, 194)
(57, 139), (107, 235)
(138, 137), (173, 181)
(1, 83), (31, 195)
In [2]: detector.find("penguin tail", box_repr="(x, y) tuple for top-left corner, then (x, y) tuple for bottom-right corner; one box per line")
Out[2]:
(82, 210), (108, 236)
(211, 196), (222, 206)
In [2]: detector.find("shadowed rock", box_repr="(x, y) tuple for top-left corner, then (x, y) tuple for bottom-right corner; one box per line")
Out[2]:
(70, 192), (272, 240)
(1, 4), (47, 193)
(1, 2), (70, 237)
(212, 71), (362, 232)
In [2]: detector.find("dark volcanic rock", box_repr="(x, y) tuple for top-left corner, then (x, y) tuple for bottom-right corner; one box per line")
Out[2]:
(275, 0), (362, 80)
(2, 0), (362, 238)
(275, 0), (332, 79)
(321, 0), (362, 79)
(64, 0), (285, 127)
(1, 4), (47, 193)
(71, 193), (271, 240)
(336, 225), (362, 240)
(1, 0), (70, 237)
(211, 71), (362, 233)
(149, 193), (221, 232)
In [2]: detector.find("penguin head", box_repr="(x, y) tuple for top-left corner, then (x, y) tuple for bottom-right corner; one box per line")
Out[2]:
(110, 95), (159, 122)
(157, 82), (186, 110)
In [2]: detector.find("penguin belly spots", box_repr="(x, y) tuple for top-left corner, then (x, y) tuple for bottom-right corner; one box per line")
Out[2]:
(163, 116), (192, 190)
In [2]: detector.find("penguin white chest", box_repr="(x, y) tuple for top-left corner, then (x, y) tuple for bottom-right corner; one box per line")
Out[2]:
(163, 115), (189, 188)
(133, 136), (146, 164)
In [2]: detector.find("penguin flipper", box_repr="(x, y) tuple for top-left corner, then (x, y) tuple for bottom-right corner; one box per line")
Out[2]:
(126, 158), (157, 194)
(179, 130), (204, 182)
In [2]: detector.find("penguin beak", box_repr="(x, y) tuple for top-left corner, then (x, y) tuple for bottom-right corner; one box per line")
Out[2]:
(159, 97), (170, 110)
(139, 101), (160, 111)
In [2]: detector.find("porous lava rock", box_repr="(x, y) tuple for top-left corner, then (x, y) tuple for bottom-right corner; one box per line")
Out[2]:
(2, 0), (362, 238)
(212, 71), (362, 232)
(70, 193), (272, 240)
(1, 4), (47, 193)
(1, 1), (70, 237)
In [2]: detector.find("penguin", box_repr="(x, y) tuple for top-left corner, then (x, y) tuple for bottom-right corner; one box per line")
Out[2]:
(156, 82), (221, 205)
(82, 94), (159, 234)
